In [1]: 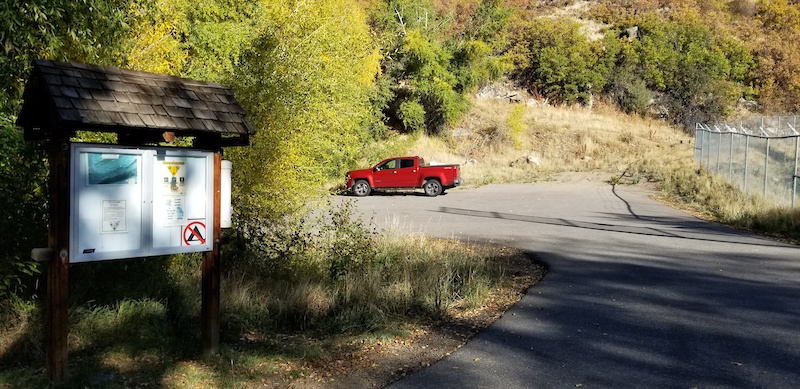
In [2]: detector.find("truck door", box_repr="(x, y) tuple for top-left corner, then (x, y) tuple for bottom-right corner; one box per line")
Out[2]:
(394, 158), (419, 187)
(372, 159), (399, 188)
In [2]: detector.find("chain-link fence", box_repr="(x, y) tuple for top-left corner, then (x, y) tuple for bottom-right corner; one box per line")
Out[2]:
(694, 116), (800, 208)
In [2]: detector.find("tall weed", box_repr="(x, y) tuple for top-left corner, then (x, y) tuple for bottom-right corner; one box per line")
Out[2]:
(220, 201), (506, 335)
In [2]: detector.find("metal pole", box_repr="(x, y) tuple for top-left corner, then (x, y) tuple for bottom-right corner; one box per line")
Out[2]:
(793, 136), (799, 208)
(716, 131), (722, 174)
(744, 135), (750, 195)
(764, 138), (770, 198)
(697, 129), (706, 166)
(694, 126), (701, 163)
(700, 127), (705, 164)
(729, 133), (734, 180)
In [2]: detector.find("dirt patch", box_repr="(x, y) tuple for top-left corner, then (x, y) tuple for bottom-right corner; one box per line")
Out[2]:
(295, 250), (546, 388)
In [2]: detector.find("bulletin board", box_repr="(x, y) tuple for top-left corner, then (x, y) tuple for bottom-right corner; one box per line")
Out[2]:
(70, 144), (214, 262)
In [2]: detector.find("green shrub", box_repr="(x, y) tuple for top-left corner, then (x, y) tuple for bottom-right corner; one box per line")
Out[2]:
(511, 17), (611, 105)
(507, 103), (526, 149)
(607, 66), (651, 116)
(618, 13), (753, 128)
(0, 117), (46, 298)
(398, 99), (427, 132)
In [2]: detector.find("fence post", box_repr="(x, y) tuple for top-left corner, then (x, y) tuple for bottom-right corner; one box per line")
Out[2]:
(794, 136), (799, 208)
(764, 138), (770, 197)
(729, 132), (734, 180)
(716, 130), (722, 174)
(702, 128), (707, 167)
(744, 135), (750, 195)
(706, 129), (712, 168)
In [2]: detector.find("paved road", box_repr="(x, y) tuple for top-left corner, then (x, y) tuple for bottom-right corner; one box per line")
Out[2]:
(346, 182), (800, 388)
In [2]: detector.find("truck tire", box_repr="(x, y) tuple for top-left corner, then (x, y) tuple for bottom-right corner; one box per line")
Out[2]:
(352, 180), (371, 197)
(423, 179), (442, 197)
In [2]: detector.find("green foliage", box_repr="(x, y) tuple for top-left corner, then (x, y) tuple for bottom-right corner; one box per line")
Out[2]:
(124, 0), (189, 74)
(450, 39), (510, 93)
(0, 0), (131, 97)
(506, 103), (525, 149)
(395, 29), (469, 133)
(607, 66), (651, 116)
(372, 0), (509, 134)
(228, 0), (380, 220)
(182, 1), (263, 81)
(0, 115), (46, 297)
(398, 99), (427, 131)
(753, 0), (800, 112)
(630, 14), (754, 126)
(71, 299), (170, 350)
(511, 17), (611, 104)
(320, 201), (378, 280)
(466, 0), (513, 49)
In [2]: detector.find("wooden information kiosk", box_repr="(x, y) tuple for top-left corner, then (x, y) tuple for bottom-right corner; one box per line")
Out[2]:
(16, 60), (254, 381)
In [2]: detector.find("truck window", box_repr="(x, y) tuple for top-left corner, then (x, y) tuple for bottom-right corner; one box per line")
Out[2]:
(400, 159), (415, 169)
(377, 159), (397, 170)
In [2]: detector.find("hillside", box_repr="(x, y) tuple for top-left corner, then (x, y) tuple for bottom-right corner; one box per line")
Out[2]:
(391, 84), (693, 188)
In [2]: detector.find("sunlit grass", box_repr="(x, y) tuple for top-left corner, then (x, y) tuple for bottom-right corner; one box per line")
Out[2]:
(0, 202), (520, 388)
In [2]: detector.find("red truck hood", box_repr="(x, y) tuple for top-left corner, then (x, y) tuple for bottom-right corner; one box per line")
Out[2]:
(347, 168), (372, 176)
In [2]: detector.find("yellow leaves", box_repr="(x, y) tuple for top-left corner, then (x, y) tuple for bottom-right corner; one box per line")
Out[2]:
(125, 0), (189, 75)
(227, 0), (381, 218)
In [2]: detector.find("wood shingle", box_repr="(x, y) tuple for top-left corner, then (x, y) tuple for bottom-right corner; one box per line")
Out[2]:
(17, 60), (254, 147)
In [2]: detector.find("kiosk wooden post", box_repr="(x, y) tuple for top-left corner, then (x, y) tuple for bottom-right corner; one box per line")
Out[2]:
(202, 152), (222, 355)
(45, 139), (71, 381)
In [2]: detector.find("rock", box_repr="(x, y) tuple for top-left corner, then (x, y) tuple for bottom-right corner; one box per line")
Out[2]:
(510, 155), (541, 167)
(621, 26), (639, 41)
(452, 128), (472, 137)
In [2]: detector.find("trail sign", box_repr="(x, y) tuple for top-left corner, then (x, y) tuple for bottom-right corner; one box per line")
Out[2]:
(18, 59), (253, 382)
(183, 222), (207, 245)
(70, 144), (215, 262)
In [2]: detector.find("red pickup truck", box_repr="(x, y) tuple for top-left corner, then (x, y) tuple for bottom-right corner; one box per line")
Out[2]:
(346, 156), (462, 197)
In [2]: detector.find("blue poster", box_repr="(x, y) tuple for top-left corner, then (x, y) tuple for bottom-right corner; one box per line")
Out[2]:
(88, 153), (138, 185)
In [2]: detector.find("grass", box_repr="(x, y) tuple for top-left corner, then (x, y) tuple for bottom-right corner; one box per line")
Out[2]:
(0, 201), (521, 388)
(405, 96), (692, 187)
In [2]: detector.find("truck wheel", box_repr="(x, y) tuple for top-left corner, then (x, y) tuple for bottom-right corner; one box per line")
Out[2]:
(352, 180), (371, 197)
(423, 179), (442, 197)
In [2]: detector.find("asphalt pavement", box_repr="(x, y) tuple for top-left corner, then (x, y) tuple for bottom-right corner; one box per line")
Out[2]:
(345, 182), (800, 388)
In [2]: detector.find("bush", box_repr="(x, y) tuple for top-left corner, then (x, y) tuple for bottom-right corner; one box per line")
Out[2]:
(511, 17), (611, 105)
(398, 100), (427, 132)
(0, 116), (46, 298)
(607, 67), (651, 116)
(609, 13), (754, 128)
(507, 103), (526, 149)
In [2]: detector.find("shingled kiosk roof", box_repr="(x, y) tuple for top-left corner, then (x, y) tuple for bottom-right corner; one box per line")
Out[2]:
(17, 60), (254, 147)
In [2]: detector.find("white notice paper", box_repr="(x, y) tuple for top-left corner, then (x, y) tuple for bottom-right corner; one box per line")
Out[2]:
(102, 200), (127, 233)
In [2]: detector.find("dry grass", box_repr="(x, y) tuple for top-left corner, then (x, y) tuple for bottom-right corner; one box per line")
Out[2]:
(410, 96), (693, 186)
